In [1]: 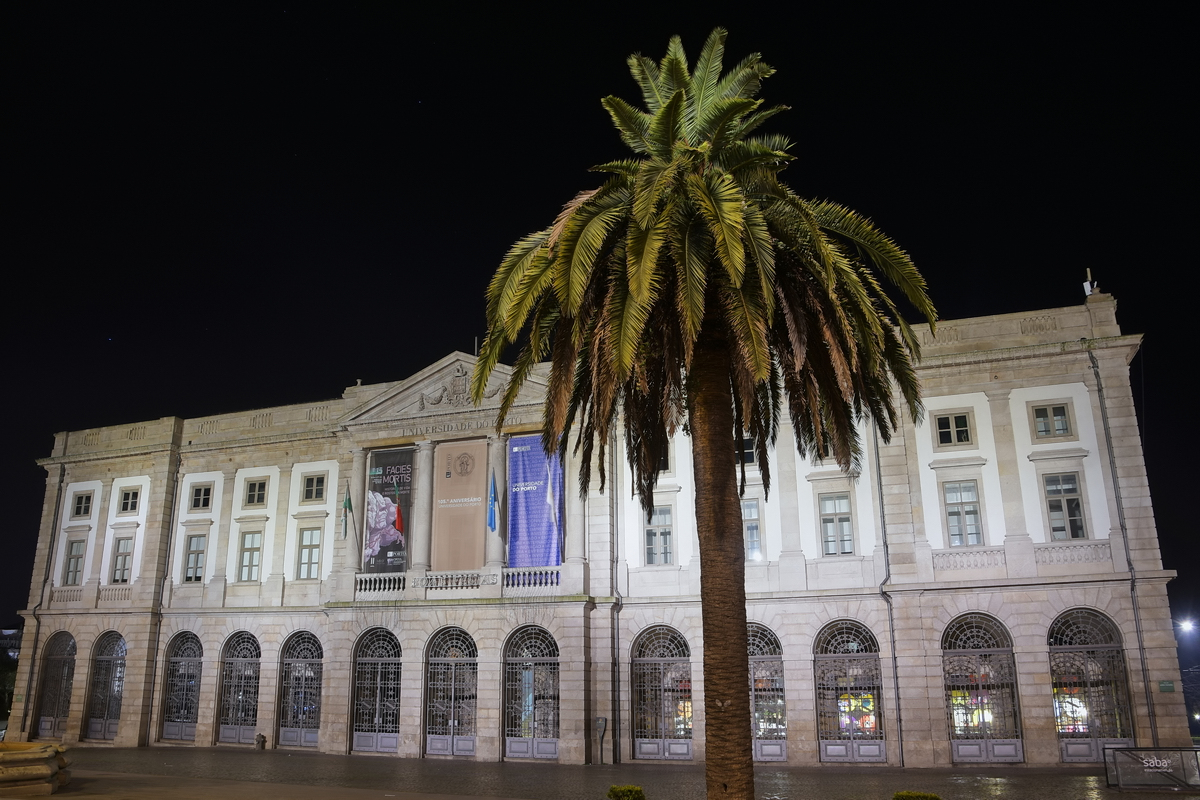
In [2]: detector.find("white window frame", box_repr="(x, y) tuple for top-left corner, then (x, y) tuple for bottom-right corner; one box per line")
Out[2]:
(189, 483), (213, 511)
(244, 478), (268, 508)
(645, 505), (674, 566)
(1043, 471), (1087, 540)
(63, 539), (85, 585)
(111, 537), (133, 583)
(1027, 400), (1078, 444)
(117, 488), (140, 515)
(742, 499), (763, 562)
(300, 473), (327, 504)
(238, 531), (263, 581)
(942, 479), (984, 547)
(819, 492), (854, 556)
(296, 527), (321, 579)
(71, 492), (93, 519)
(184, 534), (207, 582)
(931, 409), (976, 452)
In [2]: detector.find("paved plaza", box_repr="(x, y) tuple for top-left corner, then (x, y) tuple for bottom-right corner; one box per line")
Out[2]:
(30, 747), (1192, 800)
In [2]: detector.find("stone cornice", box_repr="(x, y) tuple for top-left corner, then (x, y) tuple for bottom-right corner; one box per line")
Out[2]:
(914, 335), (1141, 373)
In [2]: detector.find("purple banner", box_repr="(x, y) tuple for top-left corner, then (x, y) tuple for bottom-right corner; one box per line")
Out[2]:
(363, 448), (412, 572)
(507, 435), (563, 567)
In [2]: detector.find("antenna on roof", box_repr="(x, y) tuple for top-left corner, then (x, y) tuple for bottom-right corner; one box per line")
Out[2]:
(1083, 268), (1098, 297)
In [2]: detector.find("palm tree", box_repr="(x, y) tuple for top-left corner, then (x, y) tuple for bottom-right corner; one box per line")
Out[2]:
(472, 29), (936, 799)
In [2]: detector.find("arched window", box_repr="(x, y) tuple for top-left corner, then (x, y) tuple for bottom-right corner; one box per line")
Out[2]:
(504, 626), (560, 759)
(279, 631), (323, 747)
(352, 628), (402, 753)
(87, 631), (127, 740)
(814, 620), (885, 763)
(632, 626), (692, 760)
(1048, 609), (1133, 761)
(942, 613), (1022, 762)
(748, 623), (787, 762)
(425, 627), (478, 756)
(218, 632), (261, 744)
(36, 632), (76, 739)
(163, 632), (203, 741)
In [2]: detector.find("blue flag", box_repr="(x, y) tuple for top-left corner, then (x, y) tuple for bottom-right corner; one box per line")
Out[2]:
(487, 469), (497, 532)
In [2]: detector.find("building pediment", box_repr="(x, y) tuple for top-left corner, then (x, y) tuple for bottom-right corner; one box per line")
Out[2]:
(340, 352), (546, 427)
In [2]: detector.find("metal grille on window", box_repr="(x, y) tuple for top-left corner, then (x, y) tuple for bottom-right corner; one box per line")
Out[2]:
(36, 632), (76, 739)
(504, 626), (560, 759)
(941, 613), (1023, 762)
(218, 631), (261, 744)
(352, 628), (402, 753)
(163, 632), (203, 741)
(632, 626), (692, 760)
(278, 631), (323, 747)
(747, 623), (787, 761)
(814, 620), (885, 762)
(1047, 608), (1133, 761)
(425, 627), (478, 756)
(85, 631), (126, 740)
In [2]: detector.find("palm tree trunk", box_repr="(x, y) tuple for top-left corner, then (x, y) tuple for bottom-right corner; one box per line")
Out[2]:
(689, 320), (754, 800)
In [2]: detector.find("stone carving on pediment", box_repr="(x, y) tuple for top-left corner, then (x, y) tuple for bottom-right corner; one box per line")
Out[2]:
(419, 364), (501, 411)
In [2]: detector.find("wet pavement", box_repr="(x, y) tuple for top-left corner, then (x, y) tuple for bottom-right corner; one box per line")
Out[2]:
(39, 747), (1195, 800)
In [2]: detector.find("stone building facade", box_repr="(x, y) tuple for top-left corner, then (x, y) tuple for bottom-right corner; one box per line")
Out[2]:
(7, 292), (1191, 766)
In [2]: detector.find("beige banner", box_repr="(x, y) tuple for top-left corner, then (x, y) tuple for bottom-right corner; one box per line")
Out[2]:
(431, 440), (488, 571)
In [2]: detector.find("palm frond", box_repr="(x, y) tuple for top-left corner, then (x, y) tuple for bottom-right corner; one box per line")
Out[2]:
(688, 27), (727, 137)
(601, 96), (654, 154)
(688, 171), (746, 286)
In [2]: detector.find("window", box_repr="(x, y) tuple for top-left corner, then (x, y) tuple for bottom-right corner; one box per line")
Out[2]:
(645, 506), (673, 565)
(1028, 401), (1077, 442)
(820, 493), (854, 555)
(743, 500), (762, 561)
(239, 532), (263, 581)
(63, 540), (85, 585)
(737, 436), (756, 465)
(944, 481), (983, 547)
(111, 538), (133, 583)
(185, 535), (206, 582)
(297, 528), (321, 579)
(301, 474), (325, 503)
(245, 479), (267, 507)
(118, 488), (139, 514)
(71, 492), (92, 518)
(933, 412), (974, 450)
(1044, 473), (1086, 540)
(190, 484), (212, 511)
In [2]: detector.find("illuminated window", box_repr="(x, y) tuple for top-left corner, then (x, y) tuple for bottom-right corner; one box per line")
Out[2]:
(743, 500), (762, 561)
(820, 493), (853, 555)
(63, 540), (85, 585)
(297, 528), (321, 579)
(111, 538), (133, 583)
(944, 481), (983, 546)
(645, 506), (673, 565)
(1033, 404), (1071, 439)
(239, 532), (262, 581)
(1044, 473), (1086, 539)
(185, 535), (206, 582)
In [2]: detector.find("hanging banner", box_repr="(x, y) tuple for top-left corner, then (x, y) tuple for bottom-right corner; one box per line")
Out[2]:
(363, 448), (412, 573)
(431, 440), (488, 571)
(507, 435), (564, 567)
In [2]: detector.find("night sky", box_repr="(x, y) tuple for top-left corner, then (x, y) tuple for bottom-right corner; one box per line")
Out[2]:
(6, 5), (1195, 677)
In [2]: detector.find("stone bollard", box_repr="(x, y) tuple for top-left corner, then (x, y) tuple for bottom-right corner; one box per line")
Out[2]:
(254, 734), (266, 750)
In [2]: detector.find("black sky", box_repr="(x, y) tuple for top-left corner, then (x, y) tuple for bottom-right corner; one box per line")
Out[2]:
(5, 4), (1195, 668)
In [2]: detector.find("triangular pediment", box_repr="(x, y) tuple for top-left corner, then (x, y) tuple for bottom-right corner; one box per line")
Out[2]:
(341, 352), (547, 426)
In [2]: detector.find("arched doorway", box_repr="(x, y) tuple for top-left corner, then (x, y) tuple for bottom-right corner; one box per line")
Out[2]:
(942, 613), (1023, 762)
(162, 632), (203, 741)
(1048, 608), (1134, 761)
(36, 632), (76, 739)
(218, 631), (261, 744)
(352, 628), (402, 753)
(425, 627), (478, 756)
(631, 625), (692, 760)
(814, 620), (885, 762)
(503, 626), (559, 759)
(748, 623), (787, 762)
(278, 631), (323, 747)
(86, 631), (126, 740)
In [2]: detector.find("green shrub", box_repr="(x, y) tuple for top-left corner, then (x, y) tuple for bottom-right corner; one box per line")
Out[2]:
(894, 792), (941, 800)
(607, 786), (647, 800)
